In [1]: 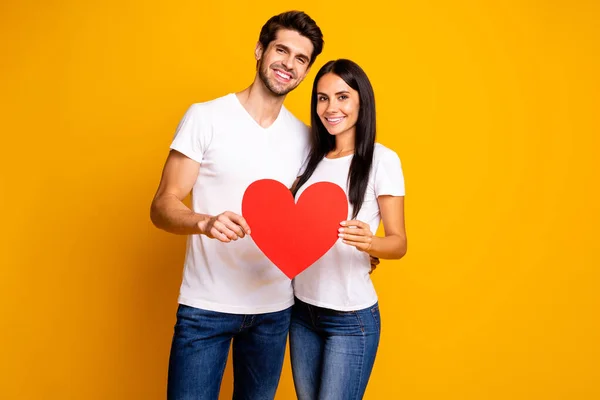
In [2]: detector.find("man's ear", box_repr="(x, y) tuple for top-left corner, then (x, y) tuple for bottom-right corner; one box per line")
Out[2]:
(255, 42), (263, 61)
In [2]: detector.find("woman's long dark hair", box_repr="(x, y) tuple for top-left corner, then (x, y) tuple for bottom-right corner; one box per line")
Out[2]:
(292, 59), (376, 219)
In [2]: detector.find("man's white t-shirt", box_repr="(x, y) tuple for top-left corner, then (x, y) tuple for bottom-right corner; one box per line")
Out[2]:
(170, 93), (310, 314)
(292, 143), (405, 311)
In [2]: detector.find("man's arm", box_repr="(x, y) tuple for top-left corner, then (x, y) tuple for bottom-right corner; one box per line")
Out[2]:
(150, 150), (250, 242)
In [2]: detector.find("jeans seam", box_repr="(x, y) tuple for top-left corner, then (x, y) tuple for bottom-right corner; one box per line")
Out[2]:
(370, 307), (380, 332)
(239, 315), (251, 332)
(351, 334), (367, 400)
(354, 311), (365, 333)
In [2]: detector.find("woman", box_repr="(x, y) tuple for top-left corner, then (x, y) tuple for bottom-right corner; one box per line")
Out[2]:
(290, 59), (407, 400)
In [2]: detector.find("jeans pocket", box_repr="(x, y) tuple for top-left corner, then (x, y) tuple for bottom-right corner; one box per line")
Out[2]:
(370, 305), (381, 332)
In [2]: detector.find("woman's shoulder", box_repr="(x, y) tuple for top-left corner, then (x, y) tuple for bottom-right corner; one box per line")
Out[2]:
(373, 143), (401, 163)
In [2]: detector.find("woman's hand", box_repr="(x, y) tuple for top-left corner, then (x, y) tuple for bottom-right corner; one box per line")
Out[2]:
(338, 220), (374, 252)
(337, 196), (407, 260)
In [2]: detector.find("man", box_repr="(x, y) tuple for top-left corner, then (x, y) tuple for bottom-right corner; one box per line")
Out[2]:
(150, 11), (324, 400)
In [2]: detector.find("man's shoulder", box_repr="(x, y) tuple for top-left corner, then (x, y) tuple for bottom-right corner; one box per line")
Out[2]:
(280, 107), (310, 132)
(188, 93), (234, 113)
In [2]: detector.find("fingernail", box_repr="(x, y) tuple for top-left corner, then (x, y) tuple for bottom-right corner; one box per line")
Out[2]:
(338, 228), (344, 232)
(338, 233), (343, 237)
(340, 221), (347, 226)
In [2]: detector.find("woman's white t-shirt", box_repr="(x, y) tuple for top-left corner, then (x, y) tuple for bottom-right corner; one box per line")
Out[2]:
(292, 143), (405, 311)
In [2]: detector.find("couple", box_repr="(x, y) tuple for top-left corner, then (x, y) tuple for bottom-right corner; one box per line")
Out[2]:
(150, 10), (407, 400)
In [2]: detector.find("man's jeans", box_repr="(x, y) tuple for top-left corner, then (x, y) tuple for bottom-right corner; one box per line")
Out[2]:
(167, 304), (292, 400)
(289, 298), (381, 400)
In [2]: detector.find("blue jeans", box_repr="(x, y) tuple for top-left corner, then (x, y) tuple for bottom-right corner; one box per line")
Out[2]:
(167, 304), (292, 400)
(289, 298), (381, 400)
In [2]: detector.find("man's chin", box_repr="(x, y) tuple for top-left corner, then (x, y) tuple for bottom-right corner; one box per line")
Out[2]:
(267, 84), (294, 97)
(271, 88), (291, 97)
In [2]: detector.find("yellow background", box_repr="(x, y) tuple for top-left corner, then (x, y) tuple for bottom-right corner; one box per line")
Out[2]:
(2, 1), (599, 399)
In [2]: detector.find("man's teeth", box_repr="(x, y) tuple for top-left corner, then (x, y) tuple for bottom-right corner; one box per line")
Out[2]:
(275, 70), (291, 80)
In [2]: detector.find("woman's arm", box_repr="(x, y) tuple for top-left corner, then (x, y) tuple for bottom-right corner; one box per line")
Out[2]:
(339, 195), (407, 260)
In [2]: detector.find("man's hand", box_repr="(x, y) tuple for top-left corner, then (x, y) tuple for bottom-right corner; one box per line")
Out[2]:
(369, 256), (380, 274)
(198, 211), (251, 242)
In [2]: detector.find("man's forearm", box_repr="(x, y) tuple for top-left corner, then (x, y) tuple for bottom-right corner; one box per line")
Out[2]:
(150, 193), (209, 235)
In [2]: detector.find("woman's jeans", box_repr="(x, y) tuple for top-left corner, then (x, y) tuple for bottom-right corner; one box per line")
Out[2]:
(289, 298), (381, 400)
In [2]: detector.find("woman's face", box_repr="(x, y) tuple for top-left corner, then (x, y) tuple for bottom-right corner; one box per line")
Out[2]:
(316, 73), (360, 138)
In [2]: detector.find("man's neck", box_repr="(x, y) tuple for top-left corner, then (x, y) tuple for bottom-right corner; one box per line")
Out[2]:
(236, 79), (286, 129)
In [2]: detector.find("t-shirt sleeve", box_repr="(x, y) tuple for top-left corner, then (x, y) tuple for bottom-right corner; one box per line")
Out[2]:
(297, 152), (310, 177)
(374, 149), (405, 197)
(169, 104), (211, 163)
(296, 124), (311, 177)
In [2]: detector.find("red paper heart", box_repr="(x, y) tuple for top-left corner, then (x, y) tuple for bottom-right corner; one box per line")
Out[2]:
(242, 179), (348, 279)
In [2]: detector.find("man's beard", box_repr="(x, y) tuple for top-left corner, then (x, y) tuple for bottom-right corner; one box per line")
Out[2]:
(258, 60), (300, 97)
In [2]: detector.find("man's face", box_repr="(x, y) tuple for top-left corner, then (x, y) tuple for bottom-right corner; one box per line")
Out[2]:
(256, 29), (314, 96)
